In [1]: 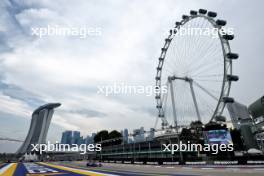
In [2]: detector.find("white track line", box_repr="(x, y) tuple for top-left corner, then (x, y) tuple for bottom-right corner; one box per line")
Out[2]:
(0, 163), (13, 174)
(201, 168), (214, 170)
(182, 167), (193, 169)
(225, 168), (240, 171)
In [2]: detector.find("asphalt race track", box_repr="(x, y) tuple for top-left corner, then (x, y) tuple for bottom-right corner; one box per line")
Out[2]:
(1, 162), (112, 176)
(1, 162), (264, 176)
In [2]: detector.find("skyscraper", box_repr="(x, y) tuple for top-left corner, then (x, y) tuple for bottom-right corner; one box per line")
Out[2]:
(85, 133), (96, 145)
(61, 130), (72, 145)
(227, 101), (251, 129)
(122, 129), (129, 143)
(71, 131), (81, 145)
(227, 101), (258, 149)
(248, 96), (264, 119)
(17, 103), (61, 154)
(60, 130), (85, 146)
(133, 127), (145, 143)
(147, 128), (155, 141)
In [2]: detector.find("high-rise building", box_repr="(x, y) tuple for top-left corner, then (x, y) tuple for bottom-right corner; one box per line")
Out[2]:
(227, 101), (258, 149)
(17, 103), (61, 154)
(227, 101), (251, 129)
(248, 96), (264, 119)
(147, 128), (155, 141)
(61, 130), (72, 145)
(91, 133), (96, 138)
(85, 133), (96, 145)
(85, 135), (91, 144)
(122, 129), (129, 143)
(248, 96), (264, 150)
(61, 130), (87, 146)
(71, 131), (81, 145)
(78, 136), (84, 145)
(133, 127), (145, 143)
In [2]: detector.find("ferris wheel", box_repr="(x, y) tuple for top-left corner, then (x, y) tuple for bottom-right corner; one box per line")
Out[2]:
(155, 9), (239, 131)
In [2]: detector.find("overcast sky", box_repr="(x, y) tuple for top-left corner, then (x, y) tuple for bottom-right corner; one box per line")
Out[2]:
(0, 0), (263, 153)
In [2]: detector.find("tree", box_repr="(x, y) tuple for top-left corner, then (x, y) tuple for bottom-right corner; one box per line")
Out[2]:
(109, 130), (122, 139)
(190, 120), (203, 128)
(94, 130), (109, 143)
(180, 128), (193, 141)
(108, 130), (122, 145)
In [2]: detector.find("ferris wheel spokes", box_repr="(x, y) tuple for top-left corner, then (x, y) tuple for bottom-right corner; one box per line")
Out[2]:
(155, 9), (239, 131)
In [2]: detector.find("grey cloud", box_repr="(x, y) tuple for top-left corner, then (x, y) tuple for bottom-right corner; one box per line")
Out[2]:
(64, 109), (107, 118)
(0, 76), (45, 107)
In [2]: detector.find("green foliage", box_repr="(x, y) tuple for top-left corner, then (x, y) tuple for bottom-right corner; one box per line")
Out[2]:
(94, 130), (122, 143)
(94, 130), (109, 143)
(109, 130), (122, 139)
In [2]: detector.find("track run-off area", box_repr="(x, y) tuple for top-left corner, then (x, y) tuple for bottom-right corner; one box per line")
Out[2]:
(1, 162), (264, 176)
